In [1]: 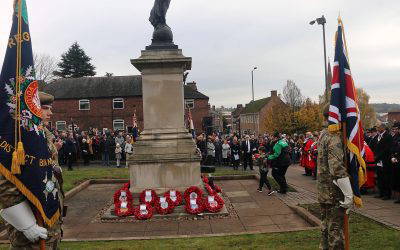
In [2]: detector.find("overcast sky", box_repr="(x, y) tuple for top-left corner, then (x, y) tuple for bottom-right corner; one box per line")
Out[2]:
(0, 0), (399, 107)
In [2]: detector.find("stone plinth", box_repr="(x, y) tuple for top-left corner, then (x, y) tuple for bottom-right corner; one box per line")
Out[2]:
(128, 49), (201, 193)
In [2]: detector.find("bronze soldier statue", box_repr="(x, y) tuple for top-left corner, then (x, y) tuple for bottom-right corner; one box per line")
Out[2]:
(149, 0), (171, 29)
(317, 104), (353, 250)
(147, 0), (177, 49)
(0, 92), (64, 250)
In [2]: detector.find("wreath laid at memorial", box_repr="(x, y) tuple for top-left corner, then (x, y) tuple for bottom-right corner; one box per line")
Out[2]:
(164, 189), (182, 206)
(204, 183), (216, 195)
(113, 188), (134, 217)
(185, 197), (205, 214)
(184, 186), (205, 214)
(204, 194), (224, 213)
(184, 186), (203, 202)
(139, 189), (158, 206)
(134, 203), (154, 220)
(154, 196), (175, 215)
(202, 177), (222, 195)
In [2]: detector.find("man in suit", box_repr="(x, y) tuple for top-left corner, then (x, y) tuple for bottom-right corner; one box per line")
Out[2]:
(368, 127), (378, 153)
(374, 124), (393, 200)
(241, 135), (256, 170)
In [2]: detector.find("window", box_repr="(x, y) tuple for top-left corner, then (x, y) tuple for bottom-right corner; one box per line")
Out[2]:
(185, 99), (195, 109)
(113, 98), (124, 109)
(56, 121), (66, 131)
(113, 119), (125, 131)
(79, 99), (90, 110)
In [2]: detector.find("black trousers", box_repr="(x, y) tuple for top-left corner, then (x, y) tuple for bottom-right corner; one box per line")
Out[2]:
(243, 154), (253, 170)
(377, 166), (392, 197)
(67, 154), (74, 170)
(259, 170), (271, 190)
(272, 165), (289, 192)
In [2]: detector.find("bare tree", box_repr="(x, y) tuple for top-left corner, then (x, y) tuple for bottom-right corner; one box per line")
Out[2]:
(105, 72), (114, 77)
(33, 53), (58, 83)
(283, 80), (304, 111)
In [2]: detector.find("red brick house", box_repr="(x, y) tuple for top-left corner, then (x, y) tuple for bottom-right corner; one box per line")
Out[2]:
(43, 76), (209, 133)
(239, 90), (286, 135)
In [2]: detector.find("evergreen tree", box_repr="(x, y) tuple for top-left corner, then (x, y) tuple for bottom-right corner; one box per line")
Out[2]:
(54, 42), (96, 78)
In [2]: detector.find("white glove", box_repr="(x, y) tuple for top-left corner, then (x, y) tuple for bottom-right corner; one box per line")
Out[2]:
(333, 177), (353, 209)
(22, 224), (48, 242)
(0, 201), (48, 242)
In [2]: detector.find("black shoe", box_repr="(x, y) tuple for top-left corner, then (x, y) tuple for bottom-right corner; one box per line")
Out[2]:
(278, 190), (287, 194)
(267, 190), (276, 196)
(257, 188), (262, 193)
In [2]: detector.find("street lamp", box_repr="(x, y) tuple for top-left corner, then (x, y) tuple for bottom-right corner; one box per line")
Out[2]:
(310, 15), (328, 101)
(251, 66), (257, 102)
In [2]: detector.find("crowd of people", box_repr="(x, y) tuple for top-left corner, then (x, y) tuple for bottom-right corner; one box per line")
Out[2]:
(195, 132), (292, 195)
(296, 123), (400, 204)
(50, 121), (400, 204)
(194, 121), (400, 205)
(50, 128), (136, 170)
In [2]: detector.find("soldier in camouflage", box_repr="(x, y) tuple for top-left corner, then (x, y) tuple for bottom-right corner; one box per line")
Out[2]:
(0, 92), (64, 250)
(317, 104), (353, 250)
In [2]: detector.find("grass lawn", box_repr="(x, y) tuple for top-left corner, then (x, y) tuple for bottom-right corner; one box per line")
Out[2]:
(1, 212), (398, 250)
(63, 166), (295, 193)
(63, 166), (255, 193)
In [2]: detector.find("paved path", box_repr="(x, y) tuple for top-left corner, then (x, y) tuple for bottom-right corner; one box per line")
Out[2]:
(279, 164), (400, 230)
(63, 179), (313, 240)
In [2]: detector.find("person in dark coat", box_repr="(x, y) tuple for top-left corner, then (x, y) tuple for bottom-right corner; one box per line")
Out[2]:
(81, 138), (90, 166)
(368, 127), (378, 153)
(196, 135), (207, 165)
(374, 124), (393, 200)
(231, 137), (241, 170)
(100, 134), (112, 167)
(241, 135), (256, 170)
(390, 122), (400, 204)
(214, 137), (223, 166)
(64, 133), (77, 171)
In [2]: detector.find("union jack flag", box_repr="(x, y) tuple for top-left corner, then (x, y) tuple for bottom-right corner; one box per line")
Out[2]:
(328, 19), (367, 207)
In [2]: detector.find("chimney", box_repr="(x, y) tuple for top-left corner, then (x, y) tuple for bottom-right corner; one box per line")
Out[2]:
(271, 90), (277, 97)
(186, 81), (197, 91)
(237, 104), (243, 109)
(212, 105), (216, 111)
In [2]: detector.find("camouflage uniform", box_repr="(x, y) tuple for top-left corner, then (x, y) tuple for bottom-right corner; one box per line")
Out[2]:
(317, 128), (348, 250)
(0, 127), (64, 250)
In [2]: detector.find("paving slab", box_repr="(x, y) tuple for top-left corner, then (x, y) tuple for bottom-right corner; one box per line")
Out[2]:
(240, 216), (275, 227)
(225, 191), (250, 198)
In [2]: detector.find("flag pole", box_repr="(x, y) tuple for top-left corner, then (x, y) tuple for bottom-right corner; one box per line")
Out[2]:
(15, 1), (45, 249)
(338, 16), (350, 250)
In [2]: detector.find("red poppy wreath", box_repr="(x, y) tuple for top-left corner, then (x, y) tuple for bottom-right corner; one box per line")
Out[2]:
(139, 189), (158, 205)
(113, 188), (134, 217)
(164, 190), (183, 206)
(154, 196), (175, 215)
(185, 197), (205, 214)
(134, 204), (154, 220)
(204, 194), (224, 213)
(184, 186), (203, 202)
